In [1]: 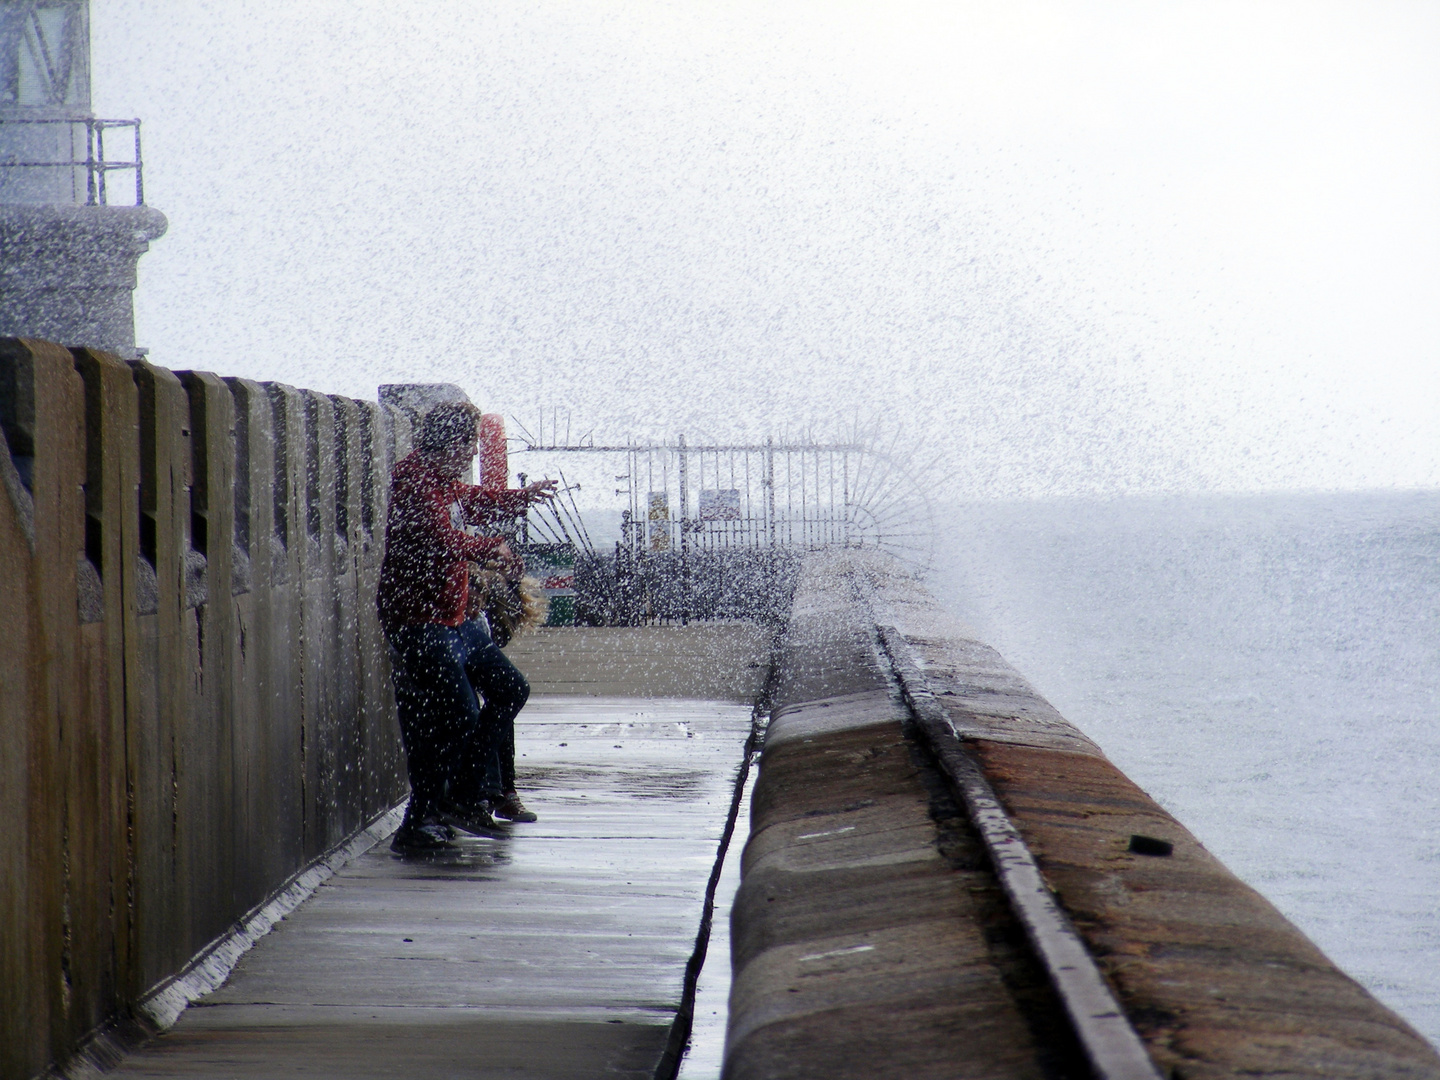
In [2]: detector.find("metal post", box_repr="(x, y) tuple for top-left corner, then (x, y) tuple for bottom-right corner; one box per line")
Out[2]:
(785, 447), (792, 546)
(134, 119), (145, 205)
(765, 437), (775, 549)
(517, 472), (529, 544)
(677, 433), (689, 625)
(96, 122), (107, 205)
(763, 437), (776, 612)
(85, 119), (97, 205)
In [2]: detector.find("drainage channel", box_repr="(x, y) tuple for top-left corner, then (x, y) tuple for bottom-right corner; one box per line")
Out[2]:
(655, 708), (764, 1080)
(657, 635), (779, 1080)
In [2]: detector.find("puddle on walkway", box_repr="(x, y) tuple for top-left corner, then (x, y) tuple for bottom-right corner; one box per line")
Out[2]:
(389, 835), (515, 876)
(523, 764), (709, 800)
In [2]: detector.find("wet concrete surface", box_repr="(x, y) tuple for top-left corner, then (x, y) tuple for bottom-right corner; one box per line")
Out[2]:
(504, 625), (772, 702)
(723, 555), (1080, 1080)
(108, 696), (756, 1079)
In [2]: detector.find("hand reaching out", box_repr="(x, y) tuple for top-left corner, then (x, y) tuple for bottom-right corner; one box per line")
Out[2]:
(524, 479), (559, 504)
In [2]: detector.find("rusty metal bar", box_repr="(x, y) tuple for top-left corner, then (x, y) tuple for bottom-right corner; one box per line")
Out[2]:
(868, 611), (1164, 1080)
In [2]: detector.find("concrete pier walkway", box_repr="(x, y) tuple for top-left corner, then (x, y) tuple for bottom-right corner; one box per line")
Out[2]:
(108, 627), (771, 1080)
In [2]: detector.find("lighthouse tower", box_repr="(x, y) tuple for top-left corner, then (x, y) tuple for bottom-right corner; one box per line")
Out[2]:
(0, 1), (166, 357)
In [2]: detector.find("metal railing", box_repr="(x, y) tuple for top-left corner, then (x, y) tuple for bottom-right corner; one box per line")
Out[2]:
(515, 433), (932, 570)
(0, 116), (145, 205)
(511, 426), (935, 624)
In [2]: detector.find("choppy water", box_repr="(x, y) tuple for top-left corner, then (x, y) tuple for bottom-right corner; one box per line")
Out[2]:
(929, 490), (1440, 1046)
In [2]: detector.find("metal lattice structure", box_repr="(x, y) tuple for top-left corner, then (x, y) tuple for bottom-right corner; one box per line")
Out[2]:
(511, 424), (934, 623)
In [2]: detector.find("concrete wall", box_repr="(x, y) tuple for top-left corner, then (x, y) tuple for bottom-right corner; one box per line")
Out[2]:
(0, 339), (413, 1080)
(0, 206), (168, 358)
(725, 551), (1440, 1079)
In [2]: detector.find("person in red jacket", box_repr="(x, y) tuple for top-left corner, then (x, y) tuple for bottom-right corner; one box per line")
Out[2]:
(378, 400), (554, 852)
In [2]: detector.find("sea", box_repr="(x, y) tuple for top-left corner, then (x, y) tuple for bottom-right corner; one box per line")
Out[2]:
(928, 489), (1440, 1047)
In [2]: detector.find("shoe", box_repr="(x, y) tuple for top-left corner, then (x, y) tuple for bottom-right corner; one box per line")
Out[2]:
(391, 819), (455, 853)
(434, 798), (509, 838)
(494, 792), (538, 823)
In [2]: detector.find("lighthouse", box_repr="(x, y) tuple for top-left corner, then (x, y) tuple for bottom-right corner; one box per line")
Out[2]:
(0, 0), (166, 357)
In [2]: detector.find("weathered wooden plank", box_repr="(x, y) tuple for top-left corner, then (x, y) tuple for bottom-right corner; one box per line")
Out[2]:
(131, 359), (194, 987)
(229, 376), (316, 911)
(0, 339), (62, 1079)
(175, 371), (239, 950)
(25, 341), (89, 1066)
(0, 366), (38, 1078)
(74, 349), (144, 1009)
(300, 390), (340, 857)
(225, 378), (272, 913)
(69, 619), (118, 1031)
(355, 397), (405, 820)
(263, 382), (308, 880)
(329, 395), (364, 839)
(53, 349), (138, 1050)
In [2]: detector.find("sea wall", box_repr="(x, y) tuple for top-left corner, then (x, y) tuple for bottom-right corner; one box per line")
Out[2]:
(0, 339), (412, 1080)
(725, 550), (1440, 1079)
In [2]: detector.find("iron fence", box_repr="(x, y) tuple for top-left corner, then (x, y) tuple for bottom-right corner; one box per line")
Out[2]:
(512, 428), (933, 624)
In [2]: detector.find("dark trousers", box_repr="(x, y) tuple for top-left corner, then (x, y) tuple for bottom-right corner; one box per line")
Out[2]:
(386, 618), (530, 819)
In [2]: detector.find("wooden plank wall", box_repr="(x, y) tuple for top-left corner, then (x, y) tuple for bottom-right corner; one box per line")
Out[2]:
(0, 339), (410, 1080)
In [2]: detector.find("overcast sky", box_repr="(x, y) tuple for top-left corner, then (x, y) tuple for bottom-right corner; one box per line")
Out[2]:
(93, 1), (1439, 498)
